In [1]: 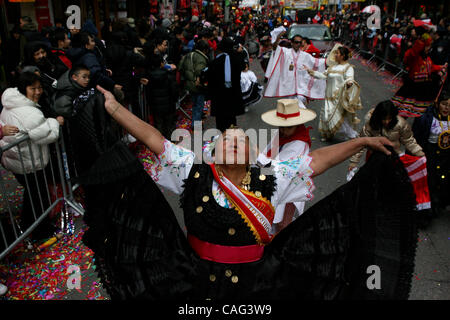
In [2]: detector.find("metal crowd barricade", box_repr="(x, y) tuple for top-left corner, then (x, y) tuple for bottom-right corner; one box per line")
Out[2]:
(338, 26), (407, 84)
(0, 127), (84, 261)
(176, 89), (191, 120)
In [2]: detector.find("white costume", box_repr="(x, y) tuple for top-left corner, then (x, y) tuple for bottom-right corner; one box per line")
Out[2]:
(241, 70), (263, 108)
(264, 46), (327, 108)
(311, 62), (362, 140)
(257, 134), (310, 230)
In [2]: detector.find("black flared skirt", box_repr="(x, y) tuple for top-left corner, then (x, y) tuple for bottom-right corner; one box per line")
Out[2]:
(89, 150), (418, 300)
(392, 76), (441, 118)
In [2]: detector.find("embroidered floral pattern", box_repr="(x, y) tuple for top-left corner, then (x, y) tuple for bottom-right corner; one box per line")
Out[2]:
(136, 139), (194, 183)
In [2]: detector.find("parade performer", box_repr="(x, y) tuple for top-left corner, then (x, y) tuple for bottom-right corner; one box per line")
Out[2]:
(259, 99), (316, 233)
(347, 100), (431, 222)
(392, 31), (447, 117)
(412, 91), (450, 218)
(240, 61), (263, 110)
(84, 84), (418, 300)
(305, 45), (362, 141)
(264, 32), (326, 108)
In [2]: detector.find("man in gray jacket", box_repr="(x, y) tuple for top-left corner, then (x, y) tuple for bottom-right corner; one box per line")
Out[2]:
(179, 40), (209, 128)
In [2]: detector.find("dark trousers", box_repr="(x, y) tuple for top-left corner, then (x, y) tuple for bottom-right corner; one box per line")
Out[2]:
(14, 168), (55, 240)
(153, 110), (176, 140)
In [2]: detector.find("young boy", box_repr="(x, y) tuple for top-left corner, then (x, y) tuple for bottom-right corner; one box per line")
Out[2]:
(52, 65), (90, 118)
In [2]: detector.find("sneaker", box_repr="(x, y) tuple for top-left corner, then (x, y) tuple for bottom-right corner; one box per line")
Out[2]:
(0, 283), (7, 296)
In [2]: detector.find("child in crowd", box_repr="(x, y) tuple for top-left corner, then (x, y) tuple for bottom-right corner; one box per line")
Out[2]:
(52, 65), (90, 118)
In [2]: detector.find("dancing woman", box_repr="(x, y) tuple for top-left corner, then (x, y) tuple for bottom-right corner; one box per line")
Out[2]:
(86, 85), (418, 300)
(305, 46), (362, 142)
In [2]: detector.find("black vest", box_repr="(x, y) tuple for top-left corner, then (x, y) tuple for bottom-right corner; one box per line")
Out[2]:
(180, 163), (276, 246)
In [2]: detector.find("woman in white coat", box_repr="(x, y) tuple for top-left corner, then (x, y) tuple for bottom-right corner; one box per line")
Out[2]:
(305, 46), (362, 142)
(0, 72), (64, 240)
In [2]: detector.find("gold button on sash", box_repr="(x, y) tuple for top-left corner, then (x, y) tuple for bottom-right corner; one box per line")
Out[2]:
(225, 269), (232, 277)
(202, 195), (209, 202)
(196, 206), (203, 213)
(194, 172), (200, 178)
(231, 275), (239, 283)
(255, 191), (262, 198)
(209, 274), (216, 282)
(228, 228), (236, 235)
(259, 174), (266, 181)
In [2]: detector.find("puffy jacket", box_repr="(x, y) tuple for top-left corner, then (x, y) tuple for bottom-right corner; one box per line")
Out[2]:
(0, 88), (60, 174)
(179, 49), (209, 94)
(52, 70), (86, 118)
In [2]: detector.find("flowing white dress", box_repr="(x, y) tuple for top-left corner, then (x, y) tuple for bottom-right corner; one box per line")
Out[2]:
(312, 63), (360, 140)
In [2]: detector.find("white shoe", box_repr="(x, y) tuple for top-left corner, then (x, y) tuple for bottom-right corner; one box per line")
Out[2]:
(0, 283), (7, 296)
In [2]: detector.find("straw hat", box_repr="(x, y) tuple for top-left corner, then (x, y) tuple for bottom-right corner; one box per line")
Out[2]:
(261, 99), (316, 127)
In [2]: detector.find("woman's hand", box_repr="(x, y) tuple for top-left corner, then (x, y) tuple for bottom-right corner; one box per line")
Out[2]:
(56, 116), (64, 126)
(97, 85), (121, 116)
(364, 137), (394, 155)
(140, 78), (149, 85)
(2, 125), (19, 136)
(302, 65), (313, 75)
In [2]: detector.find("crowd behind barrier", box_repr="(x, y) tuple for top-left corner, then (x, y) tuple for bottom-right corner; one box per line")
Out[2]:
(330, 11), (449, 86)
(0, 127), (84, 261)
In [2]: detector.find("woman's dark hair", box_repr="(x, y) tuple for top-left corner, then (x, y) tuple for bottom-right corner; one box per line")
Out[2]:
(17, 72), (41, 96)
(437, 90), (450, 105)
(337, 46), (351, 61)
(71, 32), (93, 48)
(369, 100), (399, 131)
(195, 39), (210, 53)
(23, 41), (48, 65)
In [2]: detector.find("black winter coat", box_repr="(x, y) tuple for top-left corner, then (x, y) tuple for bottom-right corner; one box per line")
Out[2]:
(67, 47), (115, 91)
(147, 68), (178, 114)
(104, 43), (146, 94)
(207, 52), (245, 117)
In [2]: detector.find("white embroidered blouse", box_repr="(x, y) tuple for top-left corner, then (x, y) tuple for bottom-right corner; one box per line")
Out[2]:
(139, 139), (315, 211)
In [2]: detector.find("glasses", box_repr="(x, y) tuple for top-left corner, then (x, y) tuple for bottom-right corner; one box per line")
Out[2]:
(292, 40), (302, 44)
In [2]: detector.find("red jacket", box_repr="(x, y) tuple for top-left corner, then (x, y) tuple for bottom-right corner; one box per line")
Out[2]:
(404, 39), (442, 82)
(304, 43), (321, 57)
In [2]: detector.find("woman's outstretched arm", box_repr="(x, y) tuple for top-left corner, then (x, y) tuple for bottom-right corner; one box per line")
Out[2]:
(309, 137), (394, 177)
(97, 85), (165, 154)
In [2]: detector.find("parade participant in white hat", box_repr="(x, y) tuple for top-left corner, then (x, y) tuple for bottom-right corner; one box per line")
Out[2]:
(260, 99), (316, 232)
